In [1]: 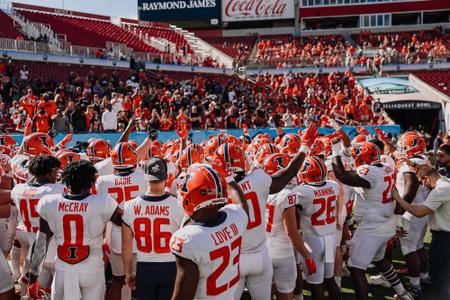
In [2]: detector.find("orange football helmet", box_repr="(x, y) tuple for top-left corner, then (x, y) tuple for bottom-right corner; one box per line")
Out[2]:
(55, 149), (81, 170)
(352, 142), (381, 167)
(226, 135), (243, 148)
(0, 145), (12, 166)
(310, 138), (326, 157)
(178, 165), (228, 217)
(212, 143), (246, 177)
(351, 134), (367, 145)
(278, 133), (301, 157)
(256, 143), (279, 165)
(0, 135), (17, 150)
(178, 146), (202, 172)
(149, 144), (163, 158)
(397, 132), (426, 158)
(128, 140), (138, 150)
(111, 142), (137, 169)
(298, 156), (327, 184)
(23, 133), (54, 156)
(87, 139), (111, 163)
(262, 153), (290, 176)
(204, 136), (223, 162)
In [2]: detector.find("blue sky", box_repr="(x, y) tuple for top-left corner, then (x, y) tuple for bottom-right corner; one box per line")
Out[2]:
(12, 0), (139, 19)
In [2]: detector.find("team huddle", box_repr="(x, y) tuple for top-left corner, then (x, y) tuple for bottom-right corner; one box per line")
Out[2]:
(0, 118), (433, 300)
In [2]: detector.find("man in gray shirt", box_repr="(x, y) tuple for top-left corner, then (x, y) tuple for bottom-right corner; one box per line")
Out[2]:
(394, 165), (450, 300)
(51, 108), (71, 133)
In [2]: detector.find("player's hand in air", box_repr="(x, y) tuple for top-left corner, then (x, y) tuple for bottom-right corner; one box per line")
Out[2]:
(301, 123), (319, 148)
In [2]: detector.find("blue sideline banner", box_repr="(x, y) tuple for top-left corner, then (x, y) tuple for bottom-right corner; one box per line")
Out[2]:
(7, 125), (401, 148)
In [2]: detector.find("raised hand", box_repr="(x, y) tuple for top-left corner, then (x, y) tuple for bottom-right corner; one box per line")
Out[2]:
(301, 123), (319, 148)
(357, 127), (370, 136)
(24, 119), (33, 136)
(176, 124), (188, 140)
(375, 128), (387, 141)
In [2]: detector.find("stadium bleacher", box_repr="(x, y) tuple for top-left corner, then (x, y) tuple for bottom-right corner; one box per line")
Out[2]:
(0, 10), (21, 39)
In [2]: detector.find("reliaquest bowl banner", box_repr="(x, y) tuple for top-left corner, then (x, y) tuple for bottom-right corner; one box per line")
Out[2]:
(222, 0), (294, 22)
(138, 0), (221, 21)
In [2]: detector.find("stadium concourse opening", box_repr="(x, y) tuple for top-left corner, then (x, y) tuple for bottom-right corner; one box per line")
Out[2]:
(358, 77), (445, 135)
(383, 101), (441, 135)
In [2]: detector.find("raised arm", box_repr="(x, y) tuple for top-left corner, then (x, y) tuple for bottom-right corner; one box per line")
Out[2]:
(26, 218), (53, 284)
(270, 124), (318, 194)
(331, 139), (370, 188)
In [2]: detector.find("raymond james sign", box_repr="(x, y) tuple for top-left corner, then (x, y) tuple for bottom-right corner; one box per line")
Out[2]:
(222, 0), (294, 22)
(382, 101), (441, 110)
(138, 0), (221, 21)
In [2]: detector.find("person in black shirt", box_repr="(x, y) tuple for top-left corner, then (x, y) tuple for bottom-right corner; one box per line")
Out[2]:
(436, 144), (450, 178)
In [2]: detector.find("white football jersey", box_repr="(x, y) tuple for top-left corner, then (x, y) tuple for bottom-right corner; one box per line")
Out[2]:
(353, 163), (396, 237)
(170, 204), (248, 300)
(265, 185), (295, 259)
(11, 182), (65, 233)
(96, 170), (147, 253)
(123, 193), (184, 263)
(289, 180), (340, 237)
(94, 157), (114, 176)
(11, 154), (31, 184)
(37, 193), (117, 273)
(396, 155), (430, 221)
(238, 168), (272, 252)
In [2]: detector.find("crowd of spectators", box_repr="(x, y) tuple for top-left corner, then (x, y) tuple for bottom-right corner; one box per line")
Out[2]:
(255, 35), (347, 68)
(252, 29), (449, 69)
(0, 58), (389, 134)
(353, 28), (449, 64)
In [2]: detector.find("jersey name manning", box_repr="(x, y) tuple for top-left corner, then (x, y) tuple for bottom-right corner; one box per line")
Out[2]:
(354, 163), (396, 236)
(265, 185), (295, 259)
(123, 194), (184, 262)
(96, 170), (147, 253)
(170, 204), (248, 300)
(238, 169), (272, 252)
(289, 180), (340, 237)
(11, 183), (65, 233)
(37, 193), (117, 273)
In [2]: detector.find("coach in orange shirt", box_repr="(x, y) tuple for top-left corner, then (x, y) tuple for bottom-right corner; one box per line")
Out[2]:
(37, 93), (57, 117)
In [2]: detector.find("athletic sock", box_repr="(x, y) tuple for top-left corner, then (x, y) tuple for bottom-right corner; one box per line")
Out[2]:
(382, 265), (406, 295)
(11, 245), (21, 280)
(335, 276), (342, 288)
(409, 276), (421, 289)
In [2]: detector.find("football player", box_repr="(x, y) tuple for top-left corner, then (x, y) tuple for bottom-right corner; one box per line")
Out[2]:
(12, 156), (65, 292)
(26, 160), (121, 300)
(0, 165), (14, 300)
(331, 139), (413, 300)
(212, 124), (318, 300)
(96, 142), (147, 300)
(396, 132), (431, 295)
(263, 153), (310, 300)
(122, 157), (185, 300)
(289, 156), (341, 300)
(170, 164), (249, 300)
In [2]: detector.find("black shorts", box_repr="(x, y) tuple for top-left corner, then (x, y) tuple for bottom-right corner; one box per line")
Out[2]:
(136, 261), (177, 300)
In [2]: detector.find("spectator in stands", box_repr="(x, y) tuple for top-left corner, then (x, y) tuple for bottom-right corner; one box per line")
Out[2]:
(1, 76), (14, 104)
(70, 103), (87, 133)
(33, 108), (51, 133)
(102, 104), (117, 132)
(282, 108), (295, 127)
(19, 65), (29, 88)
(148, 109), (160, 130)
(37, 93), (57, 117)
(52, 108), (70, 133)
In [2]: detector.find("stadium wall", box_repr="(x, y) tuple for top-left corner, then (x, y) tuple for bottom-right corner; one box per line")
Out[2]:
(7, 126), (401, 147)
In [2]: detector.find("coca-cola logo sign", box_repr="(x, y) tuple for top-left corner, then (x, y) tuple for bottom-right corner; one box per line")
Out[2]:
(222, 0), (294, 21)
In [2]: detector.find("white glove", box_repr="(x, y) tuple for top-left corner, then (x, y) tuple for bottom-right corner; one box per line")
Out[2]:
(329, 119), (341, 131)
(331, 140), (342, 157)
